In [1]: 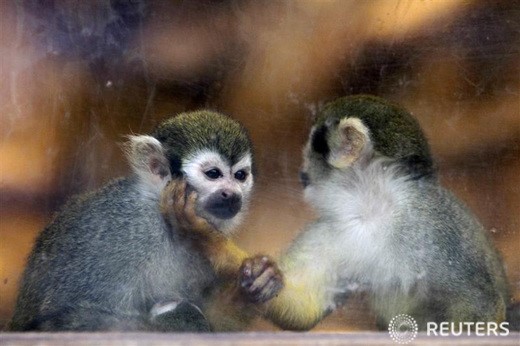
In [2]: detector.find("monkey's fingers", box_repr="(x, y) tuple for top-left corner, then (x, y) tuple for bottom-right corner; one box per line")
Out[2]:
(249, 266), (276, 292)
(184, 191), (215, 232)
(247, 267), (283, 303)
(240, 258), (255, 288)
(243, 255), (272, 281)
(240, 256), (270, 287)
(252, 275), (284, 303)
(242, 271), (284, 303)
(171, 179), (188, 207)
(239, 255), (284, 303)
(176, 190), (221, 241)
(170, 179), (191, 230)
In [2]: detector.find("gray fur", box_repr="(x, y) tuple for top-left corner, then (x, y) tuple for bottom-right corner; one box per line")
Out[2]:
(9, 177), (214, 331)
(8, 111), (254, 331)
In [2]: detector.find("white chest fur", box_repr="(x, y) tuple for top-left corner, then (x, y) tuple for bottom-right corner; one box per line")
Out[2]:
(306, 159), (417, 293)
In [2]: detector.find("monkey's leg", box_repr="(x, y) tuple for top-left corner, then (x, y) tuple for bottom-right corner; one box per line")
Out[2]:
(203, 282), (258, 332)
(149, 300), (211, 332)
(445, 289), (507, 325)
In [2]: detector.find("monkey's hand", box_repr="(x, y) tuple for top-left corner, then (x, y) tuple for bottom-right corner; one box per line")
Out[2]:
(161, 179), (222, 241)
(240, 255), (284, 304)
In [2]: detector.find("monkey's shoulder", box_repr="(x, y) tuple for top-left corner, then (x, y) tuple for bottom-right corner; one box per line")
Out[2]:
(31, 176), (164, 258)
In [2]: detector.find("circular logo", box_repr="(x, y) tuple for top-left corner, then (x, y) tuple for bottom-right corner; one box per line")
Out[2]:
(388, 314), (418, 344)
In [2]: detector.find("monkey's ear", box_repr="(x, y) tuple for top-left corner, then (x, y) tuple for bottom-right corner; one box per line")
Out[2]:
(125, 135), (172, 195)
(327, 117), (369, 169)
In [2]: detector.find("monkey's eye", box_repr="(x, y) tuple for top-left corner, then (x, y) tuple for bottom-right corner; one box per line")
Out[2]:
(234, 170), (248, 182)
(205, 168), (223, 180)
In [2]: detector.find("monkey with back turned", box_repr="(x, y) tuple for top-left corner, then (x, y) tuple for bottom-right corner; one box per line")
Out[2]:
(8, 110), (282, 332)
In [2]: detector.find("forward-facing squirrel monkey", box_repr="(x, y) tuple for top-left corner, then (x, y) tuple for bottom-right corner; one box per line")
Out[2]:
(183, 96), (512, 331)
(8, 110), (281, 332)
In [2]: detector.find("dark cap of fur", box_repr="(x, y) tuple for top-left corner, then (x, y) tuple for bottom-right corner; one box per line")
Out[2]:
(314, 95), (435, 179)
(152, 111), (253, 176)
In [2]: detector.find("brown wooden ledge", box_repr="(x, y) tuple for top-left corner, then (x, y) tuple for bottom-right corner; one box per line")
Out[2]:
(1, 332), (519, 346)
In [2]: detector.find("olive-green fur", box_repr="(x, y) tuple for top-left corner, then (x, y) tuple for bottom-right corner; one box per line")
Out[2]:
(316, 95), (434, 177)
(153, 111), (253, 175)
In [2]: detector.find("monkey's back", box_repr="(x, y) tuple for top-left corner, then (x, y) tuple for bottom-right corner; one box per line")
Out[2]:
(371, 178), (509, 325)
(9, 177), (215, 331)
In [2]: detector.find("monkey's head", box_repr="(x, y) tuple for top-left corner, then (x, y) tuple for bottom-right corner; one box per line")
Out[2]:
(126, 110), (255, 235)
(300, 95), (435, 199)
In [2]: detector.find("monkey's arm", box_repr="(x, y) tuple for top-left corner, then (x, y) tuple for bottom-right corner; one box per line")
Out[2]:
(240, 223), (342, 331)
(204, 238), (249, 278)
(265, 285), (325, 330)
(202, 256), (328, 332)
(242, 255), (332, 330)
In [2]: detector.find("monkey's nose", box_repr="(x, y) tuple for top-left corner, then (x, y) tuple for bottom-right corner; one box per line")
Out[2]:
(299, 171), (310, 188)
(207, 189), (242, 219)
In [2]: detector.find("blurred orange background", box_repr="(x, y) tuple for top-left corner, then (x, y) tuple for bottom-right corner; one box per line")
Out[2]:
(1, 0), (518, 330)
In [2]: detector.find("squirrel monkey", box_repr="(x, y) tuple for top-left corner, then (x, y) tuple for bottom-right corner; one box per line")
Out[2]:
(261, 95), (511, 330)
(9, 110), (281, 332)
